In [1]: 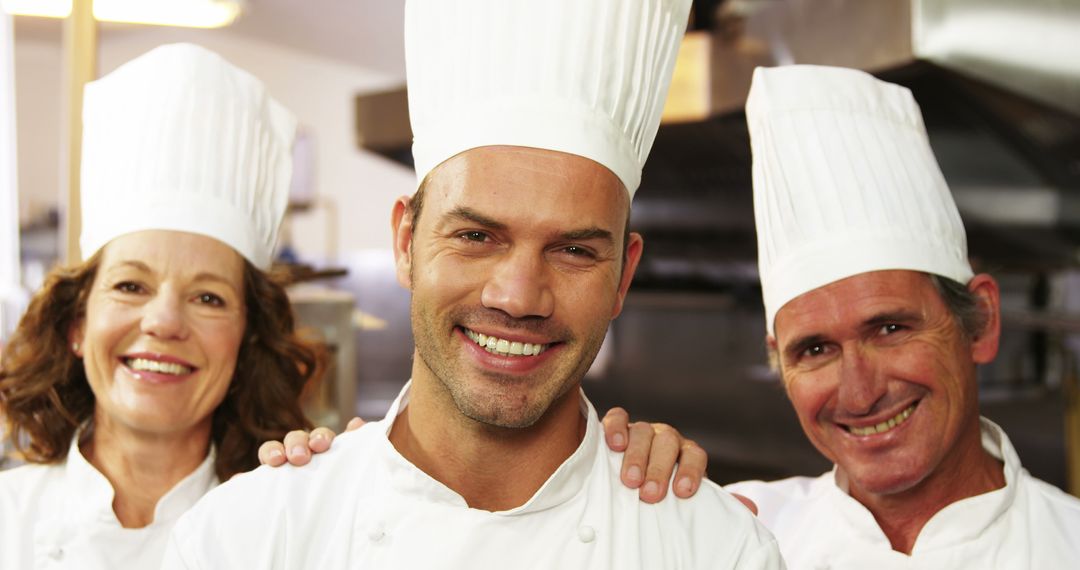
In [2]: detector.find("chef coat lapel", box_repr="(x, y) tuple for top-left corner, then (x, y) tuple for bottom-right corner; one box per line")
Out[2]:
(151, 447), (219, 522)
(820, 417), (1017, 558)
(827, 468), (895, 549)
(379, 381), (599, 514)
(381, 383), (470, 507)
(32, 433), (218, 569)
(499, 394), (597, 515)
(32, 435), (119, 565)
(911, 418), (1017, 554)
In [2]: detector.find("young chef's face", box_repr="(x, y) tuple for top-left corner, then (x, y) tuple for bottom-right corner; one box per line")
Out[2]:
(771, 270), (1000, 500)
(73, 230), (246, 437)
(393, 145), (641, 428)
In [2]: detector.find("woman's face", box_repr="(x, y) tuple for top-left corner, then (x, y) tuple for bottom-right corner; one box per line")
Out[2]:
(73, 230), (247, 438)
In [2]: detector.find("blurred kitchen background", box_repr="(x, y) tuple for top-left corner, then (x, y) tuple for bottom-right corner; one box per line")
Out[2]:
(1, 0), (1078, 494)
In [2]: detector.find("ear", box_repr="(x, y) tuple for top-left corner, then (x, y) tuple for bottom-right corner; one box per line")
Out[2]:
(967, 273), (1001, 365)
(68, 319), (86, 357)
(391, 196), (415, 290)
(609, 232), (644, 319)
(765, 333), (784, 378)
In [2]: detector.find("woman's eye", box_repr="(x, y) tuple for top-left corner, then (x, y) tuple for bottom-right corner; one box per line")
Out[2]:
(114, 281), (144, 294)
(197, 293), (225, 307)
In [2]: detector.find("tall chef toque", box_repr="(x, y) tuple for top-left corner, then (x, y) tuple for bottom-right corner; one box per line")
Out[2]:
(747, 65), (974, 336)
(405, 0), (692, 197)
(80, 43), (296, 269)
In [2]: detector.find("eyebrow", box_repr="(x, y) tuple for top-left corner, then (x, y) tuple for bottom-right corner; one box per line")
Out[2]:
(109, 260), (238, 289)
(445, 207), (614, 244)
(446, 207), (507, 230)
(111, 260), (151, 273)
(560, 227), (614, 243)
(782, 309), (923, 358)
(784, 333), (828, 360)
(863, 310), (921, 329)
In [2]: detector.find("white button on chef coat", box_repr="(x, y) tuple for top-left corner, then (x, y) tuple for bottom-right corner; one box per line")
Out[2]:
(727, 418), (1080, 569)
(163, 383), (784, 569)
(0, 435), (218, 570)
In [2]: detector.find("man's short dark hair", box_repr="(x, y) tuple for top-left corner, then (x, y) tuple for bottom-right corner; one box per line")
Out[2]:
(929, 273), (991, 340)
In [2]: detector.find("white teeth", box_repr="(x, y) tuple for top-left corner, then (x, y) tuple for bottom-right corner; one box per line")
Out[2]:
(126, 357), (192, 376)
(848, 404), (915, 436)
(463, 328), (548, 357)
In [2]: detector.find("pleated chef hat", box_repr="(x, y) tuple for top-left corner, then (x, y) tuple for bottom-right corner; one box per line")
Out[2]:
(80, 43), (296, 269)
(748, 65), (974, 336)
(405, 0), (692, 198)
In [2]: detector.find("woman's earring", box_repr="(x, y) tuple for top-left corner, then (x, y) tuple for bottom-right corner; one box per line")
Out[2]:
(72, 342), (80, 354)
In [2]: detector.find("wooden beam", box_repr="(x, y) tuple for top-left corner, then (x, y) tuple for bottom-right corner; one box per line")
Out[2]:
(63, 0), (97, 264)
(1067, 346), (1080, 497)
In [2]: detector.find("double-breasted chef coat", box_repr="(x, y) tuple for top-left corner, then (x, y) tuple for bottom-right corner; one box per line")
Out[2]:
(162, 383), (785, 569)
(0, 435), (217, 569)
(727, 418), (1080, 569)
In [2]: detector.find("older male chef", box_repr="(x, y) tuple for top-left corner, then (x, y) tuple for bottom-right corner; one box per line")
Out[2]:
(161, 1), (782, 568)
(723, 65), (1080, 568)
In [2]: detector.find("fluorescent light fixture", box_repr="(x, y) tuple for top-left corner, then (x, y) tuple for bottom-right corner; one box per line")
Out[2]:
(1, 0), (244, 29)
(1, 0), (70, 18)
(96, 0), (242, 28)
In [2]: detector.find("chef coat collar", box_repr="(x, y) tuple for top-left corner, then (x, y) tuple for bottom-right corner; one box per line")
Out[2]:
(828, 417), (1019, 553)
(379, 381), (599, 514)
(62, 430), (219, 527)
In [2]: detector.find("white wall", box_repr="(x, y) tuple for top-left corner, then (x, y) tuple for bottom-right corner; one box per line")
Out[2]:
(14, 25), (415, 263)
(12, 36), (61, 227)
(2, 13), (29, 341)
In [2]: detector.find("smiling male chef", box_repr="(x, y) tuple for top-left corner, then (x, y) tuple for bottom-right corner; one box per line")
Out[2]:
(161, 0), (781, 568)
(722, 65), (1080, 568)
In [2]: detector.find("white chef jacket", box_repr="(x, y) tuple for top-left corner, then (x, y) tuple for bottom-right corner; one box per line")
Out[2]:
(726, 418), (1080, 569)
(163, 384), (784, 569)
(0, 435), (218, 570)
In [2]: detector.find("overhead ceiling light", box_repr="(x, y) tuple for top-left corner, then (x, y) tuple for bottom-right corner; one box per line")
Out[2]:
(1, 0), (245, 29)
(1, 0), (69, 18)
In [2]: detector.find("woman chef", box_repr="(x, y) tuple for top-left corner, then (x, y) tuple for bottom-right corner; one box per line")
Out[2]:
(0, 43), (320, 569)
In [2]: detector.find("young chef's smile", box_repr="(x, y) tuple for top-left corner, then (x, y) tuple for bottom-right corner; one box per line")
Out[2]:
(458, 325), (563, 376)
(395, 146), (642, 429)
(461, 326), (551, 357)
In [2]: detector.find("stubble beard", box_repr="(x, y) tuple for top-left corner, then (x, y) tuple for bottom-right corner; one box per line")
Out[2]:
(409, 299), (608, 430)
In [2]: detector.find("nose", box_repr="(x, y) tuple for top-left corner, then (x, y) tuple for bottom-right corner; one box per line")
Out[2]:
(480, 247), (554, 319)
(140, 290), (188, 340)
(836, 346), (887, 416)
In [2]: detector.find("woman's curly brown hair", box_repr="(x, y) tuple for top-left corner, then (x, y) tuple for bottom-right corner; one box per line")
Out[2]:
(0, 253), (323, 481)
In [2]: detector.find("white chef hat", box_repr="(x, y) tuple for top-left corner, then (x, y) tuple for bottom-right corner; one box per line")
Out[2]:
(405, 0), (692, 198)
(80, 43), (296, 269)
(748, 65), (974, 336)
